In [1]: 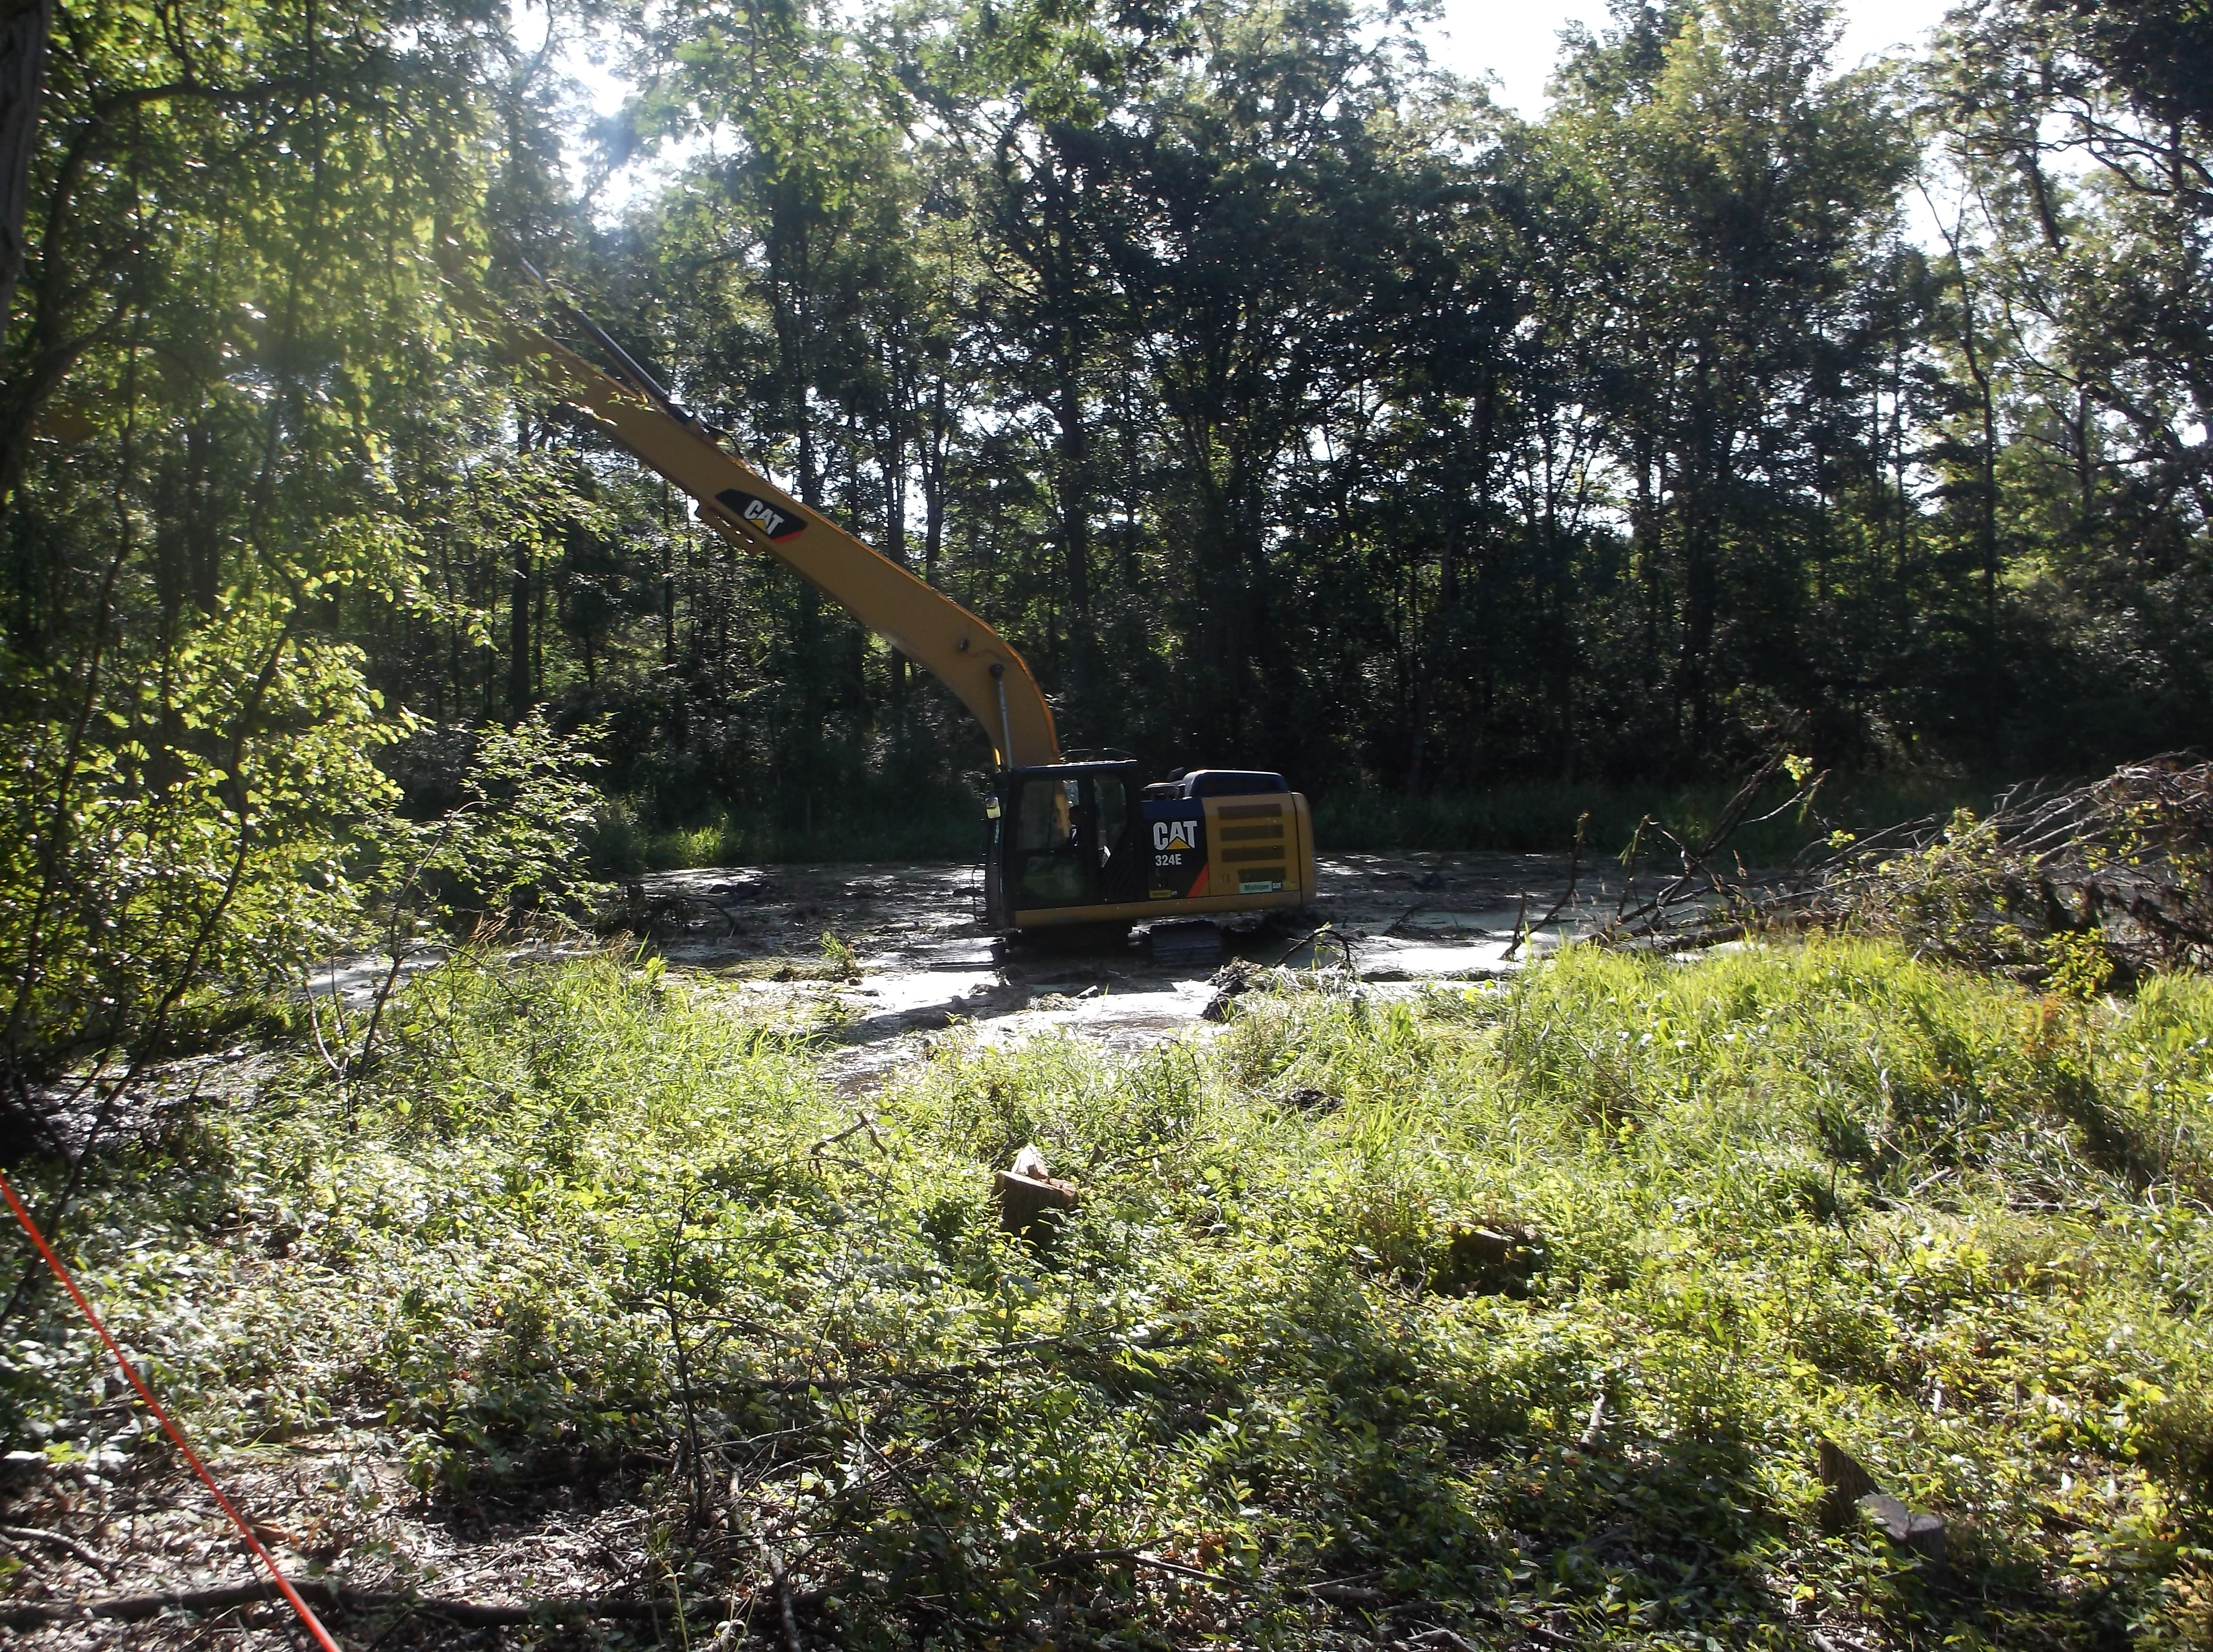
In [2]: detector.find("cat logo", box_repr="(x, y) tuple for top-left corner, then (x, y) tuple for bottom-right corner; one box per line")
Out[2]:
(715, 487), (805, 542)
(1153, 819), (1200, 852)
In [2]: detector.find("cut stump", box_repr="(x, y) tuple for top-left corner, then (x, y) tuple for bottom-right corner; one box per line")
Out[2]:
(1860, 1494), (1946, 1563)
(996, 1170), (1080, 1239)
(1817, 1436), (1945, 1562)
(1436, 1222), (1544, 1297)
(1816, 1437), (1880, 1530)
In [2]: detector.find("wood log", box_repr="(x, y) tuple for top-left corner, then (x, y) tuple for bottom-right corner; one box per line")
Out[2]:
(995, 1170), (1079, 1238)
(1816, 1436), (1880, 1531)
(1435, 1223), (1544, 1297)
(0, 1521), (117, 1574)
(1817, 1436), (1944, 1560)
(1859, 1494), (1946, 1563)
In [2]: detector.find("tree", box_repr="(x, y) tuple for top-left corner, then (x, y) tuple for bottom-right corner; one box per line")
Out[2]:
(1927, 0), (2213, 761)
(0, 0), (540, 1152)
(0, 0), (49, 335)
(1545, 0), (1914, 765)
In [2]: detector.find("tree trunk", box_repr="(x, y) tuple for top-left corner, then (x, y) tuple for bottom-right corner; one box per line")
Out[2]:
(1055, 356), (1092, 702)
(921, 375), (947, 584)
(1040, 158), (1093, 705)
(0, 0), (50, 337)
(508, 540), (533, 718)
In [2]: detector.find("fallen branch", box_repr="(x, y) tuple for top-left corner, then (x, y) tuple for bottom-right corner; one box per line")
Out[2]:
(0, 1521), (118, 1575)
(1747, 755), (2213, 982)
(0, 1577), (666, 1630)
(1129, 1550), (1245, 1589)
(1300, 1579), (1389, 1604)
(1043, 1544), (1249, 1591)
(810, 1112), (885, 1161)
(755, 1535), (806, 1652)
(1507, 812), (1589, 960)
(1272, 922), (1354, 972)
(1594, 742), (1804, 945)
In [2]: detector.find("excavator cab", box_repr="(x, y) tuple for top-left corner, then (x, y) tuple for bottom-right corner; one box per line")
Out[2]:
(984, 763), (1316, 934)
(985, 761), (1141, 921)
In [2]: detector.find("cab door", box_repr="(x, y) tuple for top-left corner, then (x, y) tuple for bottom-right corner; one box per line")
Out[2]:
(1092, 773), (1145, 902)
(1008, 774), (1096, 909)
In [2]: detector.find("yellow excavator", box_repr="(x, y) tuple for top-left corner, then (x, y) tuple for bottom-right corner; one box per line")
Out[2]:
(486, 271), (1316, 942)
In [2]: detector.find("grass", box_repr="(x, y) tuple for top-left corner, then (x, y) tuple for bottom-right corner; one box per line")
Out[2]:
(584, 792), (986, 876)
(5, 939), (2213, 1646)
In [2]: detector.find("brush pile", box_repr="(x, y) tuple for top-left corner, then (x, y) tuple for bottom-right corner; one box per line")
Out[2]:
(1795, 757), (2213, 986)
(1645, 757), (2213, 988)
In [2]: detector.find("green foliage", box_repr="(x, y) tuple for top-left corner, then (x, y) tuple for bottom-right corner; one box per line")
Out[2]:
(0, 0), (550, 1092)
(10, 0), (2210, 1067)
(583, 786), (986, 874)
(0, 600), (404, 1079)
(424, 0), (2207, 812)
(1794, 763), (2213, 991)
(817, 929), (860, 979)
(12, 938), (2213, 1644)
(532, 0), (2202, 815)
(366, 712), (607, 929)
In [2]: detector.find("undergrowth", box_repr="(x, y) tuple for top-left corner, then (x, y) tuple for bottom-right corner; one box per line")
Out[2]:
(6, 939), (2213, 1647)
(584, 792), (985, 874)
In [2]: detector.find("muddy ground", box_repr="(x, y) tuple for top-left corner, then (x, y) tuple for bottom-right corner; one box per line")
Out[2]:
(623, 850), (1634, 1092)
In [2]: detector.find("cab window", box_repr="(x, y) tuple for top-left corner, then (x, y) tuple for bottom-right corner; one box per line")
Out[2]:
(1094, 777), (1127, 866)
(1014, 777), (1090, 906)
(1016, 778), (1074, 851)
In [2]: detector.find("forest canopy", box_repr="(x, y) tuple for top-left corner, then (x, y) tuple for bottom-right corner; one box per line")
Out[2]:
(1, 0), (2210, 1078)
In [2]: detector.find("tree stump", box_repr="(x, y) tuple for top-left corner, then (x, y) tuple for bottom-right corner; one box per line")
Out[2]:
(1816, 1437), (1880, 1531)
(1860, 1494), (1946, 1563)
(996, 1144), (1079, 1239)
(1818, 1436), (1945, 1561)
(1435, 1222), (1544, 1297)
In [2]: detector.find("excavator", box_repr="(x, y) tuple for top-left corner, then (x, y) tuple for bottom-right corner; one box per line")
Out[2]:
(480, 270), (1316, 943)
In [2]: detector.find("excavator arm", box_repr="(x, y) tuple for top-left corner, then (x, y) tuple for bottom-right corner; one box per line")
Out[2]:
(495, 307), (1061, 771)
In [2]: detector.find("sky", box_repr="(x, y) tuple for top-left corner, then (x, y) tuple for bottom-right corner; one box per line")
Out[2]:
(1418, 0), (1956, 117)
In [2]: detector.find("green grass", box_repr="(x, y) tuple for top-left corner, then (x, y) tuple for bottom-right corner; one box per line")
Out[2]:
(584, 793), (985, 875)
(7, 940), (2213, 1646)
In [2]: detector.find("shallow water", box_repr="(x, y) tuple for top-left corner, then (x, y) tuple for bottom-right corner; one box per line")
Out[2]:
(622, 850), (1639, 1091)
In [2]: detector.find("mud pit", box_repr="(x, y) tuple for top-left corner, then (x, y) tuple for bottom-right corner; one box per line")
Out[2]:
(628, 850), (1635, 1092)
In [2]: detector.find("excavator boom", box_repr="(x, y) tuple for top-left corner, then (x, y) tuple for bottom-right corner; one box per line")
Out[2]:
(504, 315), (1061, 771)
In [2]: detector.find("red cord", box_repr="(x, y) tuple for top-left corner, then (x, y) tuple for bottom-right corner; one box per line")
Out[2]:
(1, 1170), (344, 1651)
